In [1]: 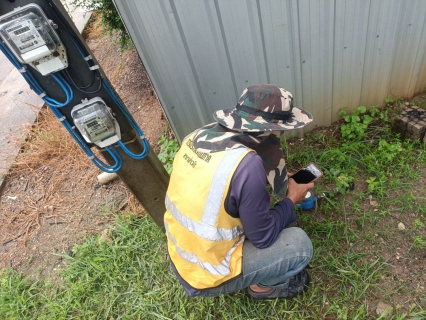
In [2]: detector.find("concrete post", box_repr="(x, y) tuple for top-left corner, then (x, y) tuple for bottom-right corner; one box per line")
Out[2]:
(101, 137), (169, 227)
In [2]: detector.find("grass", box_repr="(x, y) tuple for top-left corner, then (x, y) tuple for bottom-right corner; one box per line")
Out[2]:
(1, 104), (426, 319)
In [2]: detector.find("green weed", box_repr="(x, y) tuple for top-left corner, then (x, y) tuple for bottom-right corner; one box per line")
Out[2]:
(157, 127), (180, 174)
(338, 106), (374, 140)
(366, 176), (380, 193)
(72, 0), (132, 48)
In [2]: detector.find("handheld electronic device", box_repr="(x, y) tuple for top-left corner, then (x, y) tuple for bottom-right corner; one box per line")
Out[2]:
(290, 163), (323, 184)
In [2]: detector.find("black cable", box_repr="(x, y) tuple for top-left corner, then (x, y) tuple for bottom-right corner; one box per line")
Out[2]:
(62, 69), (102, 94)
(63, 67), (95, 89)
(78, 70), (96, 89)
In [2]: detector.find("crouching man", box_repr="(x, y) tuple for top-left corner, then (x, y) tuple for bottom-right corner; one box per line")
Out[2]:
(164, 84), (314, 299)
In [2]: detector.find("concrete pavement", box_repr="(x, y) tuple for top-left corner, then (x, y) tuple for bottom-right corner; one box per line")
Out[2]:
(0, 1), (91, 192)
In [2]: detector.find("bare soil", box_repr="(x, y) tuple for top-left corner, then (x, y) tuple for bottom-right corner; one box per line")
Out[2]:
(0, 13), (166, 279)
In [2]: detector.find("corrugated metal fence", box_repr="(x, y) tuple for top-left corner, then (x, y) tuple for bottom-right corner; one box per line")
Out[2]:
(113, 0), (426, 141)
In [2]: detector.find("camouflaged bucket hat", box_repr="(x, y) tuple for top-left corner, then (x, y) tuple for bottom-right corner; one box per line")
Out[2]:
(213, 84), (313, 132)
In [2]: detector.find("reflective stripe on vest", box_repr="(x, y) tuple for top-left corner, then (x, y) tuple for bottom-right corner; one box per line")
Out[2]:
(165, 222), (245, 276)
(165, 195), (243, 241)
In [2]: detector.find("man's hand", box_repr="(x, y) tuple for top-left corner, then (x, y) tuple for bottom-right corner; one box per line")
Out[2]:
(286, 178), (315, 204)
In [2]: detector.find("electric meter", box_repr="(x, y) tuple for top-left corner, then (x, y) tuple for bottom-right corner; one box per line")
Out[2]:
(72, 97), (121, 148)
(0, 4), (67, 75)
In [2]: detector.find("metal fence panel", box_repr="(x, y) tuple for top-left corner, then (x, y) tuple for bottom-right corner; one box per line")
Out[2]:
(114, 0), (426, 141)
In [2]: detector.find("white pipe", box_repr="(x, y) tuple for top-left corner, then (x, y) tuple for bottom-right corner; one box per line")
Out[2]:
(97, 172), (119, 185)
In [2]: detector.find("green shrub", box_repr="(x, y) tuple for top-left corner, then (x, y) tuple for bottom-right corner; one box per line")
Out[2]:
(338, 106), (374, 140)
(72, 0), (131, 48)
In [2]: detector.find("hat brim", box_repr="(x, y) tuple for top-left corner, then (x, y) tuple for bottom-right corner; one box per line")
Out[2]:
(213, 106), (313, 132)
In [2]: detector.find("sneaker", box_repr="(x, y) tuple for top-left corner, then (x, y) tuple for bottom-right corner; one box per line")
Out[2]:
(247, 269), (310, 299)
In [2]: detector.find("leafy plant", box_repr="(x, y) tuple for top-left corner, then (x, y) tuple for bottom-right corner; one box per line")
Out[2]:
(365, 176), (381, 193)
(336, 173), (354, 194)
(376, 139), (404, 163)
(369, 105), (390, 122)
(328, 168), (354, 194)
(338, 106), (375, 140)
(157, 128), (180, 174)
(384, 96), (394, 105)
(72, 0), (132, 48)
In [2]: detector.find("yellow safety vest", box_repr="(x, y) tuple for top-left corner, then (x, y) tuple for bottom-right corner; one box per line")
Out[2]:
(164, 133), (253, 289)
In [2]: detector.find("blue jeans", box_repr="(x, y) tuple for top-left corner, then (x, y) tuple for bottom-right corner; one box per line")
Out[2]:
(198, 227), (313, 297)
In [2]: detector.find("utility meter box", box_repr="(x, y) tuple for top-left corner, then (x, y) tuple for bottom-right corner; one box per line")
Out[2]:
(0, 4), (67, 75)
(393, 106), (426, 141)
(72, 97), (121, 148)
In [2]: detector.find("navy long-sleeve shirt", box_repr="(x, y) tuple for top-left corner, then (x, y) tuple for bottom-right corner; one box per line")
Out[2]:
(170, 151), (296, 296)
(224, 152), (296, 248)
